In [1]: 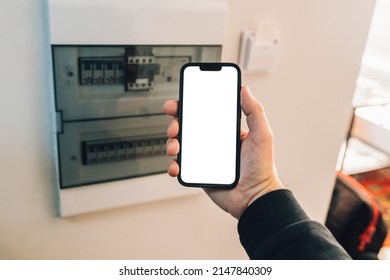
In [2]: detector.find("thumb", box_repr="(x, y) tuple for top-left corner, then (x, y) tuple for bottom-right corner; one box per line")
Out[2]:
(241, 86), (272, 136)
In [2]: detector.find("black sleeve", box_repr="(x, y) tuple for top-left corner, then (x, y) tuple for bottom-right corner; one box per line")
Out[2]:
(237, 189), (352, 260)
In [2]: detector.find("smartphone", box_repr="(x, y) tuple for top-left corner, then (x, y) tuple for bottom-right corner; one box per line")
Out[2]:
(177, 62), (241, 188)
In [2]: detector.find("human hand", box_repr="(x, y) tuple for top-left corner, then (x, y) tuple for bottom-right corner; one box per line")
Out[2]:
(163, 85), (284, 219)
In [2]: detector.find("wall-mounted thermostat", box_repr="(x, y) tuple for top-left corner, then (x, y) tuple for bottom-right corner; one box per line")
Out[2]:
(48, 0), (227, 217)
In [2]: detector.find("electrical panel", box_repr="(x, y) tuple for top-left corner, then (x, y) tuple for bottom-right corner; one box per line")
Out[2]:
(52, 45), (222, 188)
(48, 0), (227, 216)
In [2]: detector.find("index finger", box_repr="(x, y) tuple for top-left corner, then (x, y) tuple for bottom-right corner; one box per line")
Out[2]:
(163, 100), (179, 117)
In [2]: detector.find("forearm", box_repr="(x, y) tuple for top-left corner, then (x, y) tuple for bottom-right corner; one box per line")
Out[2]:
(238, 189), (351, 260)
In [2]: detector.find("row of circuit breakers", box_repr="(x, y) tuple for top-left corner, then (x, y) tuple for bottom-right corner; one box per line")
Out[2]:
(82, 136), (167, 165)
(79, 47), (160, 91)
(52, 45), (221, 188)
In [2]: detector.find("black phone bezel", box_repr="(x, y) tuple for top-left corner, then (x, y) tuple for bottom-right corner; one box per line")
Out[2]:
(177, 62), (241, 188)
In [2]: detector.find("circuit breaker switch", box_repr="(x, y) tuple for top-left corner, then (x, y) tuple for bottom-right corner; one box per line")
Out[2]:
(79, 57), (124, 85)
(125, 47), (160, 91)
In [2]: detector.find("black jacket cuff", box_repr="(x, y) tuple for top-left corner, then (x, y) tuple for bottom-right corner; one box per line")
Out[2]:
(238, 189), (310, 258)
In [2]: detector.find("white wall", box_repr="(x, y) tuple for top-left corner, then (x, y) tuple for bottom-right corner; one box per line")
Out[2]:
(360, 0), (390, 89)
(0, 0), (375, 259)
(363, 0), (390, 67)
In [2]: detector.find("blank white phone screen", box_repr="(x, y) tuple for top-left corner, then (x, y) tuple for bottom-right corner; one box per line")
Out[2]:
(180, 66), (238, 185)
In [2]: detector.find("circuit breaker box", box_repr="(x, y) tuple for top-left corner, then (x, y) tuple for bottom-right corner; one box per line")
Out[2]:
(53, 45), (221, 188)
(48, 0), (227, 216)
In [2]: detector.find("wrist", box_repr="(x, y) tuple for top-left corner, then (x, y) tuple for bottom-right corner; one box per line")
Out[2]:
(230, 173), (285, 220)
(247, 175), (285, 208)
